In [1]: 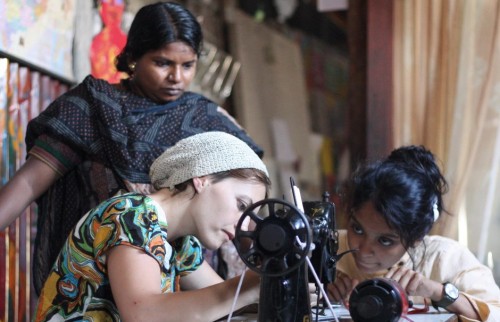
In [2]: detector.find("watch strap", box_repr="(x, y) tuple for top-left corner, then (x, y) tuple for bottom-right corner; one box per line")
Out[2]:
(431, 282), (459, 310)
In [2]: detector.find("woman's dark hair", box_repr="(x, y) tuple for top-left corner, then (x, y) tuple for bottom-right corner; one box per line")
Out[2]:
(116, 1), (203, 74)
(343, 145), (449, 249)
(172, 168), (272, 197)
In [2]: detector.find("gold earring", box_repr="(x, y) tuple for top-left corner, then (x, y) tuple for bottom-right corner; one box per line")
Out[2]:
(128, 62), (136, 72)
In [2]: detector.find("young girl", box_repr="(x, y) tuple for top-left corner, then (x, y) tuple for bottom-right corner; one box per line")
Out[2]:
(328, 145), (500, 321)
(34, 131), (271, 322)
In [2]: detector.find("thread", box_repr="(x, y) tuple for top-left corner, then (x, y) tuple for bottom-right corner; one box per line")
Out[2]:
(226, 268), (247, 322)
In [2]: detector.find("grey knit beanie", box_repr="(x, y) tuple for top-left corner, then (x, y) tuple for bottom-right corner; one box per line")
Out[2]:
(150, 131), (269, 190)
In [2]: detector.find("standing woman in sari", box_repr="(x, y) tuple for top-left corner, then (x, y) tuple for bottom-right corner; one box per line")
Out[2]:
(0, 1), (262, 295)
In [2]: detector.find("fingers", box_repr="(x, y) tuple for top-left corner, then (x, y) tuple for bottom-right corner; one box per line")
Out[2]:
(327, 274), (358, 303)
(385, 266), (426, 297)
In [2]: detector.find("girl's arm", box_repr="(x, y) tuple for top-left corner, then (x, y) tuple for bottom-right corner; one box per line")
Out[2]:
(386, 266), (480, 320)
(180, 260), (224, 290)
(108, 245), (260, 322)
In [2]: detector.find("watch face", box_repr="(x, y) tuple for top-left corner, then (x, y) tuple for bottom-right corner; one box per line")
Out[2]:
(444, 283), (459, 299)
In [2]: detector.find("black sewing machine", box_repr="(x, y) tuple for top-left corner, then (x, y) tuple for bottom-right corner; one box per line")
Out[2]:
(233, 191), (339, 322)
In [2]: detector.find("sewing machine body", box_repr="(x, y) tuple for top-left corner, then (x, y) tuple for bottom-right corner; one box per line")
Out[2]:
(259, 264), (311, 321)
(234, 194), (337, 321)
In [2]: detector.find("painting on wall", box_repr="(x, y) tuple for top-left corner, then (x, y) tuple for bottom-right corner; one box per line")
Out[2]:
(0, 0), (76, 81)
(90, 0), (127, 83)
(227, 8), (323, 202)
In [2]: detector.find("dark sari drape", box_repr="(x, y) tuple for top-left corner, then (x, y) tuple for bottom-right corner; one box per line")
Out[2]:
(25, 75), (263, 295)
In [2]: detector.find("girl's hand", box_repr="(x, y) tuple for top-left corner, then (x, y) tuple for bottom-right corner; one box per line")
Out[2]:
(385, 266), (442, 299)
(326, 272), (359, 303)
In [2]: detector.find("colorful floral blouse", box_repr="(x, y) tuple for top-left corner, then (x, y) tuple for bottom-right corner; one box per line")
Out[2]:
(34, 192), (203, 321)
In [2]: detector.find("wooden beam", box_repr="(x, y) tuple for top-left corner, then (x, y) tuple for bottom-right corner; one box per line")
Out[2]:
(347, 0), (393, 166)
(347, 0), (368, 166)
(366, 0), (393, 159)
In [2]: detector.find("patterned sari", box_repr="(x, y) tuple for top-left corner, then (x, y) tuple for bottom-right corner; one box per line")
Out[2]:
(26, 75), (263, 295)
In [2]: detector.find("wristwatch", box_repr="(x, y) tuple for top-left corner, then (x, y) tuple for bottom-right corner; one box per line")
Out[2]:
(431, 282), (459, 310)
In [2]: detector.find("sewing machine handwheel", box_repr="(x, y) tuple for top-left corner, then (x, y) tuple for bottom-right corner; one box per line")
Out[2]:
(234, 198), (311, 277)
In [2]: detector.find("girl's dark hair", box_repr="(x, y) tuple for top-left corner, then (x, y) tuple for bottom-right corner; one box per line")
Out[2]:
(116, 1), (203, 74)
(343, 145), (449, 249)
(172, 168), (272, 197)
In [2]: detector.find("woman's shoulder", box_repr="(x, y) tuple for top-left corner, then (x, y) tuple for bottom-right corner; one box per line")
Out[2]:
(183, 91), (214, 101)
(41, 75), (116, 109)
(424, 234), (461, 245)
(424, 234), (467, 251)
(81, 74), (115, 88)
(181, 91), (219, 108)
(91, 192), (146, 216)
(421, 235), (481, 266)
(81, 75), (125, 96)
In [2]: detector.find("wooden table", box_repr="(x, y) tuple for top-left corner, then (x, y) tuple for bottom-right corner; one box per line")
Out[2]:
(225, 305), (458, 321)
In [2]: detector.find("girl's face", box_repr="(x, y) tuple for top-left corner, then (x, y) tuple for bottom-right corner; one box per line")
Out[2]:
(131, 41), (197, 103)
(192, 177), (266, 251)
(347, 201), (406, 274)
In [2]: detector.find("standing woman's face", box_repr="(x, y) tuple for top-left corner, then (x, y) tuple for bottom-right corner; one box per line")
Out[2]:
(131, 41), (198, 103)
(347, 201), (407, 274)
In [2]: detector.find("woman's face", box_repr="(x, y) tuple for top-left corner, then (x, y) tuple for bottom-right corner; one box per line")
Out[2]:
(347, 201), (406, 274)
(192, 177), (266, 251)
(131, 41), (197, 103)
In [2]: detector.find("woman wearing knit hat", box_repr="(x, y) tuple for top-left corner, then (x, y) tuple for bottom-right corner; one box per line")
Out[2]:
(34, 132), (271, 322)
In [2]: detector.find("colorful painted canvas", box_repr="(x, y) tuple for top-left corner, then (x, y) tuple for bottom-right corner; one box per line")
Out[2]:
(0, 0), (76, 81)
